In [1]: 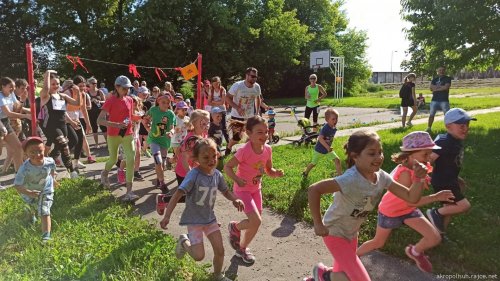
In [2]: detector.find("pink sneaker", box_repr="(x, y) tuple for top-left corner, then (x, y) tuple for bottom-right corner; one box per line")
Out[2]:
(228, 221), (241, 250)
(405, 244), (433, 272)
(117, 169), (125, 184)
(87, 155), (96, 164)
(313, 262), (330, 281)
(156, 194), (167, 215)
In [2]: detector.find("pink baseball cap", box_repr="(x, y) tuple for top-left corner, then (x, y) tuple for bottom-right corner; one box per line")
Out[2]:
(22, 136), (44, 151)
(400, 131), (441, 152)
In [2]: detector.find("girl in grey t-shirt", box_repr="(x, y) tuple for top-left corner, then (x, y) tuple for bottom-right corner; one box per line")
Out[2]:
(305, 130), (428, 281)
(160, 138), (244, 281)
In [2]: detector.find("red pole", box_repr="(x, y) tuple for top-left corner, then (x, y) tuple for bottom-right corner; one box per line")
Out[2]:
(26, 43), (37, 136)
(197, 53), (202, 109)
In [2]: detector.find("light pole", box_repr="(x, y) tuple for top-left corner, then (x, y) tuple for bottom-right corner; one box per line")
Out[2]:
(390, 50), (398, 72)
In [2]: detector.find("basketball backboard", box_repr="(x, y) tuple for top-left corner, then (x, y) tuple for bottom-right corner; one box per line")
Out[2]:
(310, 50), (331, 69)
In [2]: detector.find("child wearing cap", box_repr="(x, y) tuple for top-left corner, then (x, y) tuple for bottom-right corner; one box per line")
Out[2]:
(14, 137), (58, 242)
(357, 131), (455, 273)
(266, 108), (276, 144)
(426, 108), (476, 239)
(144, 94), (175, 192)
(302, 108), (342, 178)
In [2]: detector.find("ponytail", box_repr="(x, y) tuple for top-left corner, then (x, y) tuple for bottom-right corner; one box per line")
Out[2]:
(404, 73), (417, 83)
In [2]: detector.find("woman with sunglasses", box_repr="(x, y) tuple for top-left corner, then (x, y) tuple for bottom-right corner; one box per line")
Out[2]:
(305, 74), (327, 131)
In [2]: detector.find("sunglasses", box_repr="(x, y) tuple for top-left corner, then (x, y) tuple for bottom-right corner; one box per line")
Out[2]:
(309, 78), (316, 80)
(249, 75), (258, 79)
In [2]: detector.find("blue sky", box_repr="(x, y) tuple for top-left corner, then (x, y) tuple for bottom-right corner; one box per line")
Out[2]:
(342, 0), (411, 72)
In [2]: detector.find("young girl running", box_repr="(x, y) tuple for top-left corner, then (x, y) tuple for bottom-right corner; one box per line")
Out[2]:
(144, 94), (175, 191)
(160, 138), (244, 281)
(306, 130), (428, 281)
(98, 76), (138, 201)
(224, 116), (284, 264)
(156, 109), (210, 215)
(356, 131), (454, 273)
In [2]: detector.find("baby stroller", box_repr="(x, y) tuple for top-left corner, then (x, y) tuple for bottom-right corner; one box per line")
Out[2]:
(285, 106), (319, 146)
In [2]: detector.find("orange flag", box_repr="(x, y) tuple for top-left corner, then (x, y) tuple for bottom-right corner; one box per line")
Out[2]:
(180, 63), (198, 80)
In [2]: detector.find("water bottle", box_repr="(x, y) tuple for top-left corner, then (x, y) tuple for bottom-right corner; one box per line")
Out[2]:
(119, 117), (129, 137)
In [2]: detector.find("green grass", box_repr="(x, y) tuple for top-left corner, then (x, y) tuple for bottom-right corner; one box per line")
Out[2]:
(0, 178), (209, 281)
(267, 87), (500, 109)
(249, 111), (500, 275)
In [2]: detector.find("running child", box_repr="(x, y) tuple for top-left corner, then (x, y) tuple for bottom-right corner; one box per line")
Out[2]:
(208, 107), (225, 171)
(14, 137), (58, 242)
(302, 108), (342, 178)
(426, 108), (476, 239)
(306, 130), (428, 281)
(171, 100), (190, 166)
(357, 131), (454, 273)
(160, 138), (243, 281)
(144, 94), (175, 191)
(224, 116), (284, 264)
(156, 109), (210, 215)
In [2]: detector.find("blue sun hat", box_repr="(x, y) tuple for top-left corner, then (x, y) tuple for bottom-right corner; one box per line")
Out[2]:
(266, 109), (276, 115)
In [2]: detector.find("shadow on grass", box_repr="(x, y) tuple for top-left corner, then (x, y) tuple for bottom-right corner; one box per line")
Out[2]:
(271, 176), (309, 238)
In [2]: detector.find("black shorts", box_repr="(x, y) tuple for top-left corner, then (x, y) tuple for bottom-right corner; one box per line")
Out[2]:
(1, 118), (14, 135)
(432, 185), (465, 203)
(304, 106), (319, 123)
(401, 98), (415, 107)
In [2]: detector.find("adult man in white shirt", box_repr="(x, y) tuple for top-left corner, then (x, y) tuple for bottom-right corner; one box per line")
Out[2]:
(225, 67), (262, 154)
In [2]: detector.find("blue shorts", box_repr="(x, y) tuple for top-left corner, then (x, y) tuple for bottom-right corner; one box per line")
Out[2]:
(429, 101), (450, 117)
(377, 209), (424, 229)
(22, 193), (54, 216)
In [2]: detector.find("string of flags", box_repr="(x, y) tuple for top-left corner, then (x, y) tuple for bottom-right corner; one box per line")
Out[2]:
(61, 53), (199, 81)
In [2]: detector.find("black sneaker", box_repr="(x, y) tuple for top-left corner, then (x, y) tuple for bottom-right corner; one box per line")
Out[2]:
(426, 208), (445, 233)
(134, 171), (144, 180)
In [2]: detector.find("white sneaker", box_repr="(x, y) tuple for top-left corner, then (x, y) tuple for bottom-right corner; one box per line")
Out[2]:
(175, 234), (189, 259)
(123, 192), (139, 202)
(70, 171), (79, 179)
(77, 161), (86, 169)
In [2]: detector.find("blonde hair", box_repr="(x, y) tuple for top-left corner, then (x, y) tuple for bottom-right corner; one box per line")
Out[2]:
(404, 73), (416, 83)
(391, 151), (412, 164)
(186, 109), (209, 131)
(324, 108), (339, 120)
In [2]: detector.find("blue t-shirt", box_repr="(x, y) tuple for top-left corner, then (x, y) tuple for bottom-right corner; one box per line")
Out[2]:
(315, 123), (337, 154)
(431, 75), (452, 102)
(14, 157), (56, 194)
(268, 117), (276, 129)
(179, 168), (228, 225)
(431, 133), (463, 188)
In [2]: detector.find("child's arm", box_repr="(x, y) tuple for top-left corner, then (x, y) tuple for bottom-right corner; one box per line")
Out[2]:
(51, 170), (59, 188)
(223, 156), (246, 187)
(61, 86), (81, 106)
(180, 147), (192, 172)
(221, 190), (244, 211)
(396, 170), (454, 207)
(14, 185), (40, 198)
(265, 158), (284, 178)
(97, 109), (125, 128)
(159, 189), (186, 229)
(318, 135), (332, 152)
(308, 179), (341, 236)
(387, 160), (427, 204)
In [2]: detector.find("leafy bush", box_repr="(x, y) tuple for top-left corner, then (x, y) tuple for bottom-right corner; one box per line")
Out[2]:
(179, 81), (195, 99)
(366, 83), (385, 93)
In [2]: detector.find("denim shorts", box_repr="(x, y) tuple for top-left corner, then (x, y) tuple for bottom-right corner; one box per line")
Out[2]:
(377, 209), (424, 229)
(22, 192), (54, 216)
(429, 101), (450, 117)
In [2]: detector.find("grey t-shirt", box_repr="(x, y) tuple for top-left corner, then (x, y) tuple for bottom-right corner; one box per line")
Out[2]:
(323, 166), (393, 240)
(179, 168), (228, 225)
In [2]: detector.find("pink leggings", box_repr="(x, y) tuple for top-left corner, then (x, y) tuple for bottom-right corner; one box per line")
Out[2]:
(323, 235), (371, 281)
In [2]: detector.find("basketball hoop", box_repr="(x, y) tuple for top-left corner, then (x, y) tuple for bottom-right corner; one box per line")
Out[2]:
(312, 64), (320, 73)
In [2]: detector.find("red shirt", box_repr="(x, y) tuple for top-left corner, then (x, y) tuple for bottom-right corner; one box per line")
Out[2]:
(102, 95), (133, 136)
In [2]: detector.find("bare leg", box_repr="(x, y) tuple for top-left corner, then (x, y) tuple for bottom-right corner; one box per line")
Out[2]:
(357, 225), (392, 256)
(404, 217), (441, 253)
(207, 230), (225, 276)
(237, 211), (262, 249)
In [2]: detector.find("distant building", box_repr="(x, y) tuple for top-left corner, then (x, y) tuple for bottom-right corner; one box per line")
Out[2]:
(372, 68), (500, 84)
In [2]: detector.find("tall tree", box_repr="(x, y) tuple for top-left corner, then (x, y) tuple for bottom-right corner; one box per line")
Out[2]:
(0, 0), (42, 78)
(402, 0), (500, 75)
